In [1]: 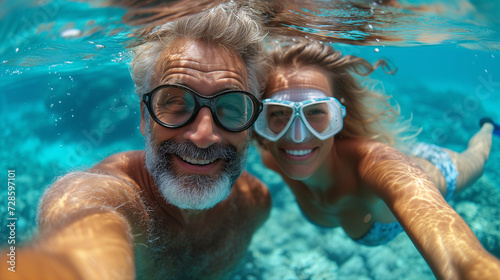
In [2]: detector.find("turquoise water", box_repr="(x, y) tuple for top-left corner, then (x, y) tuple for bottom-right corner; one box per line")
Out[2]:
(1, 0), (499, 279)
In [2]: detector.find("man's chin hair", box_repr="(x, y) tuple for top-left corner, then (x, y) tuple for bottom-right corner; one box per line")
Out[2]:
(156, 173), (232, 210)
(144, 131), (247, 210)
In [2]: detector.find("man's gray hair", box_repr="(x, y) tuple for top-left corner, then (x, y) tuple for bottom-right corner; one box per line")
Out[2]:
(130, 2), (266, 98)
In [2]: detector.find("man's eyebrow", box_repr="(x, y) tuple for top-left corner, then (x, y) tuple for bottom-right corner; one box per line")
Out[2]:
(163, 77), (181, 85)
(217, 85), (244, 91)
(161, 79), (192, 89)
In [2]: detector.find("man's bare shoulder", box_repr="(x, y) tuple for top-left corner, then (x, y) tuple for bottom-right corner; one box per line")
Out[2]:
(233, 171), (271, 208)
(40, 152), (150, 236)
(227, 171), (271, 227)
(49, 150), (147, 198)
(92, 150), (145, 172)
(90, 150), (151, 188)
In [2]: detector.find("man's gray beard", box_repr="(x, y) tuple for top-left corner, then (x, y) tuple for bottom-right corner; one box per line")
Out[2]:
(144, 128), (248, 210)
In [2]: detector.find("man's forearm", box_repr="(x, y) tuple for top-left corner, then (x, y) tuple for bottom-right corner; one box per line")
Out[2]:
(1, 211), (136, 280)
(1, 248), (82, 280)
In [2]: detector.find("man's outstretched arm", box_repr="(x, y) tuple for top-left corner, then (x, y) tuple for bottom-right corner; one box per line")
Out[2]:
(1, 171), (148, 280)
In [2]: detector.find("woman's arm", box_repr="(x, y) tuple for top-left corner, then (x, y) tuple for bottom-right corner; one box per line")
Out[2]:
(359, 143), (500, 280)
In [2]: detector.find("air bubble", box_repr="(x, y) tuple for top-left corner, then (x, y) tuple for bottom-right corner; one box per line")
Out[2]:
(374, 48), (379, 53)
(94, 44), (105, 51)
(61, 28), (81, 38)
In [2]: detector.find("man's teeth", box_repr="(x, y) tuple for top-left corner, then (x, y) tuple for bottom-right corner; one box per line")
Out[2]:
(180, 155), (216, 165)
(285, 149), (313, 156)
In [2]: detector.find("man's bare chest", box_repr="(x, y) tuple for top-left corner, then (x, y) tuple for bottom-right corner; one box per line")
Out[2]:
(136, 209), (256, 279)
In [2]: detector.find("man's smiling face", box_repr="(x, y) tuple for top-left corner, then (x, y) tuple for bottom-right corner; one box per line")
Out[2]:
(141, 38), (251, 210)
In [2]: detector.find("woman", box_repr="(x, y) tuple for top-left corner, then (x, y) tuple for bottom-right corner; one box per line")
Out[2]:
(254, 42), (500, 279)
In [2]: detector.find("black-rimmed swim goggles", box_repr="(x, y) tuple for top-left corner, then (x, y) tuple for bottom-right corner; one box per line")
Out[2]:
(142, 84), (262, 132)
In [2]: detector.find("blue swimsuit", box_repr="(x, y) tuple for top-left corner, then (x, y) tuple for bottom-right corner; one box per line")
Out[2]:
(353, 143), (459, 246)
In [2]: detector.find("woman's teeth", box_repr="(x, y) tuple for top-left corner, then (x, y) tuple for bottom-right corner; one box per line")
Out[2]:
(180, 155), (216, 165)
(285, 149), (313, 156)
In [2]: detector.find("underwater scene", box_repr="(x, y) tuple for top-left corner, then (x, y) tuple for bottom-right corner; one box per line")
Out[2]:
(1, 0), (499, 279)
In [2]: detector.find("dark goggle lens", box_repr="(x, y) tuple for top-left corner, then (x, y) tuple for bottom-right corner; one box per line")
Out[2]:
(152, 87), (195, 126)
(216, 93), (256, 130)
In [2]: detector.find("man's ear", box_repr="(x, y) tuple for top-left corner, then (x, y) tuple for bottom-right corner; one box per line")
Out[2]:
(140, 103), (146, 136)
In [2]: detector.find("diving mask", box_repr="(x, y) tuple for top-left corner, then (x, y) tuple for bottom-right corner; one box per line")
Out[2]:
(254, 88), (346, 143)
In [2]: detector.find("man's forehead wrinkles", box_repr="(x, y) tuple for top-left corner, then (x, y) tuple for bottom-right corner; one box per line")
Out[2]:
(167, 66), (240, 74)
(157, 69), (246, 93)
(167, 58), (241, 73)
(152, 40), (250, 93)
(159, 67), (244, 82)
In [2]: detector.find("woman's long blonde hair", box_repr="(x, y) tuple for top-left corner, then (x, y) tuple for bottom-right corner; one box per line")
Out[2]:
(265, 42), (414, 147)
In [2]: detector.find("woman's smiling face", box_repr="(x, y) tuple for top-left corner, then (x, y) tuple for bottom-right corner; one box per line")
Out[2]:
(262, 66), (335, 180)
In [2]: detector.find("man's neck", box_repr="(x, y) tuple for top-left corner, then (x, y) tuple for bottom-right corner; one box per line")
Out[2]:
(178, 208), (208, 225)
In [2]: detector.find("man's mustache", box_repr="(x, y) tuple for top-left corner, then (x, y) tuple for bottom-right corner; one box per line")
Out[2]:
(157, 140), (237, 162)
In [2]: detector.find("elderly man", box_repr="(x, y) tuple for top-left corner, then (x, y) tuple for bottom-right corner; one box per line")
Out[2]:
(2, 3), (270, 280)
